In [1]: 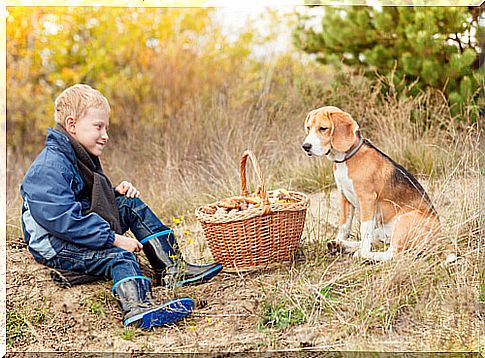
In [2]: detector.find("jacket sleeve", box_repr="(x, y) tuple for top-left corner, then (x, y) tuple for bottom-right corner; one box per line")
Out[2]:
(22, 163), (115, 249)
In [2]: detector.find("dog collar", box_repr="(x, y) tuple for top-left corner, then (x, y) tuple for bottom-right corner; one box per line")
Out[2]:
(333, 135), (364, 163)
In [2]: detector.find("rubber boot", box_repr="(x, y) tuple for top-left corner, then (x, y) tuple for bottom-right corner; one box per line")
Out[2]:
(141, 230), (223, 287)
(112, 276), (194, 329)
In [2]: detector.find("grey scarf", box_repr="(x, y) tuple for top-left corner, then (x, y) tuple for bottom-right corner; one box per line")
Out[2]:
(55, 124), (122, 234)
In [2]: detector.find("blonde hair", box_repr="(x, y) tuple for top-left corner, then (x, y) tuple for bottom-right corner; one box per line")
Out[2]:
(54, 84), (110, 125)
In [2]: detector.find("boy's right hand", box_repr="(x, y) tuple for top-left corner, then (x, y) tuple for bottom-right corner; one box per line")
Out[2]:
(113, 234), (143, 253)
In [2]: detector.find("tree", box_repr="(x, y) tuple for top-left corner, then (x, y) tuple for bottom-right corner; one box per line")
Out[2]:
(7, 7), (255, 150)
(293, 6), (481, 109)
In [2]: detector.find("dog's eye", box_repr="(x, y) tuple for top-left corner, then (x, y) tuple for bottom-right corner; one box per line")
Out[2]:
(319, 127), (328, 132)
(306, 127), (310, 132)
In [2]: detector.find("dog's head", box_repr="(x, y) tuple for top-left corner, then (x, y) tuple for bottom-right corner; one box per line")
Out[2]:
(301, 106), (359, 157)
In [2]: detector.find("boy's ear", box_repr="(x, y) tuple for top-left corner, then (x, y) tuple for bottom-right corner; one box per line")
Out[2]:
(65, 116), (76, 135)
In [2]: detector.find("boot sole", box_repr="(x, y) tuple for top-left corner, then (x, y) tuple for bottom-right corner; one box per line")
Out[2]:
(167, 264), (223, 288)
(124, 297), (195, 329)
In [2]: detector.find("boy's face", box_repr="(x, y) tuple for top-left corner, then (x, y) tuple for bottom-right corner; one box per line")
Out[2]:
(67, 107), (110, 157)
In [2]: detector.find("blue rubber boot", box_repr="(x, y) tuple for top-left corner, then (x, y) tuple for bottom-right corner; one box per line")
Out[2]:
(112, 276), (194, 329)
(141, 231), (223, 288)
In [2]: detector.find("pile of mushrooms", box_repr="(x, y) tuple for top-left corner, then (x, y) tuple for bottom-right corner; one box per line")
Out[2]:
(200, 189), (299, 216)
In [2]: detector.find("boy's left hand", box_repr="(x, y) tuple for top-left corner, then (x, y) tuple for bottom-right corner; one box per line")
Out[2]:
(115, 181), (140, 198)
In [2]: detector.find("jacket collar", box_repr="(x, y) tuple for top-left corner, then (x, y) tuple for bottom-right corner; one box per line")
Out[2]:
(45, 127), (77, 164)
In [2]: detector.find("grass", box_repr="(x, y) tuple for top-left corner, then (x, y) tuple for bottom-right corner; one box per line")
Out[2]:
(84, 298), (106, 317)
(119, 327), (142, 341)
(5, 69), (483, 351)
(6, 307), (47, 348)
(6, 310), (29, 347)
(258, 299), (307, 331)
(317, 284), (336, 302)
(83, 289), (114, 318)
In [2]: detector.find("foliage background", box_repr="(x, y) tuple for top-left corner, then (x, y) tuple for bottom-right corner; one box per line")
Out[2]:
(7, 7), (261, 152)
(294, 6), (482, 111)
(8, 6), (482, 154)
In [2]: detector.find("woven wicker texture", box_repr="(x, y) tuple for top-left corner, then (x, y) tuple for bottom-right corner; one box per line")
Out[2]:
(195, 150), (310, 270)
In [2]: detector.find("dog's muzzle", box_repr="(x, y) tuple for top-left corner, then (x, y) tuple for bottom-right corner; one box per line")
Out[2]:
(302, 143), (312, 156)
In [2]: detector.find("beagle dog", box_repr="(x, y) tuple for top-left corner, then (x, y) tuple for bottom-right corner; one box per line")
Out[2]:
(302, 106), (455, 262)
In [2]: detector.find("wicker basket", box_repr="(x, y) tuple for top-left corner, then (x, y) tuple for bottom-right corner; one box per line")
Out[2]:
(195, 150), (310, 270)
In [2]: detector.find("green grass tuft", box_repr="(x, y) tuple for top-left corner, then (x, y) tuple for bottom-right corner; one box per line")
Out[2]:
(258, 299), (306, 331)
(317, 284), (336, 302)
(84, 289), (113, 317)
(6, 309), (29, 347)
(119, 326), (142, 341)
(6, 306), (48, 347)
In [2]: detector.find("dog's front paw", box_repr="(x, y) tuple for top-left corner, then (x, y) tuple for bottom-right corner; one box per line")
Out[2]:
(353, 250), (377, 264)
(327, 240), (344, 255)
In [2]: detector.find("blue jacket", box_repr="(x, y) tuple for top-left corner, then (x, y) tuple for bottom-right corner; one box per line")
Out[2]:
(20, 128), (115, 262)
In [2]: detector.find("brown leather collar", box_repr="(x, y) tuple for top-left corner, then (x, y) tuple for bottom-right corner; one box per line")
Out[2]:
(333, 133), (364, 164)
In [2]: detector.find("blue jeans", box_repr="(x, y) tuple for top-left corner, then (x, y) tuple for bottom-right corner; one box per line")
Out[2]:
(44, 196), (173, 283)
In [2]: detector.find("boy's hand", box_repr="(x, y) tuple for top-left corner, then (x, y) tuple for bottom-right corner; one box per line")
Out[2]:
(113, 234), (143, 253)
(115, 181), (140, 198)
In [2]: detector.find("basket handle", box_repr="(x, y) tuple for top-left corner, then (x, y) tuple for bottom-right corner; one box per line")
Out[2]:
(240, 150), (272, 215)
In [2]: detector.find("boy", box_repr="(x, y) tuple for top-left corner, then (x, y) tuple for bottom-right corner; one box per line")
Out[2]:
(20, 84), (222, 329)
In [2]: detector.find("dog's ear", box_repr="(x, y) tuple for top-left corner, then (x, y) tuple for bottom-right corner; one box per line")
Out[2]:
(329, 111), (359, 152)
(304, 113), (311, 133)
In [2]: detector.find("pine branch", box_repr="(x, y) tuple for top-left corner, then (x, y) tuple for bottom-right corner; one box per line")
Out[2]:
(448, 34), (464, 53)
